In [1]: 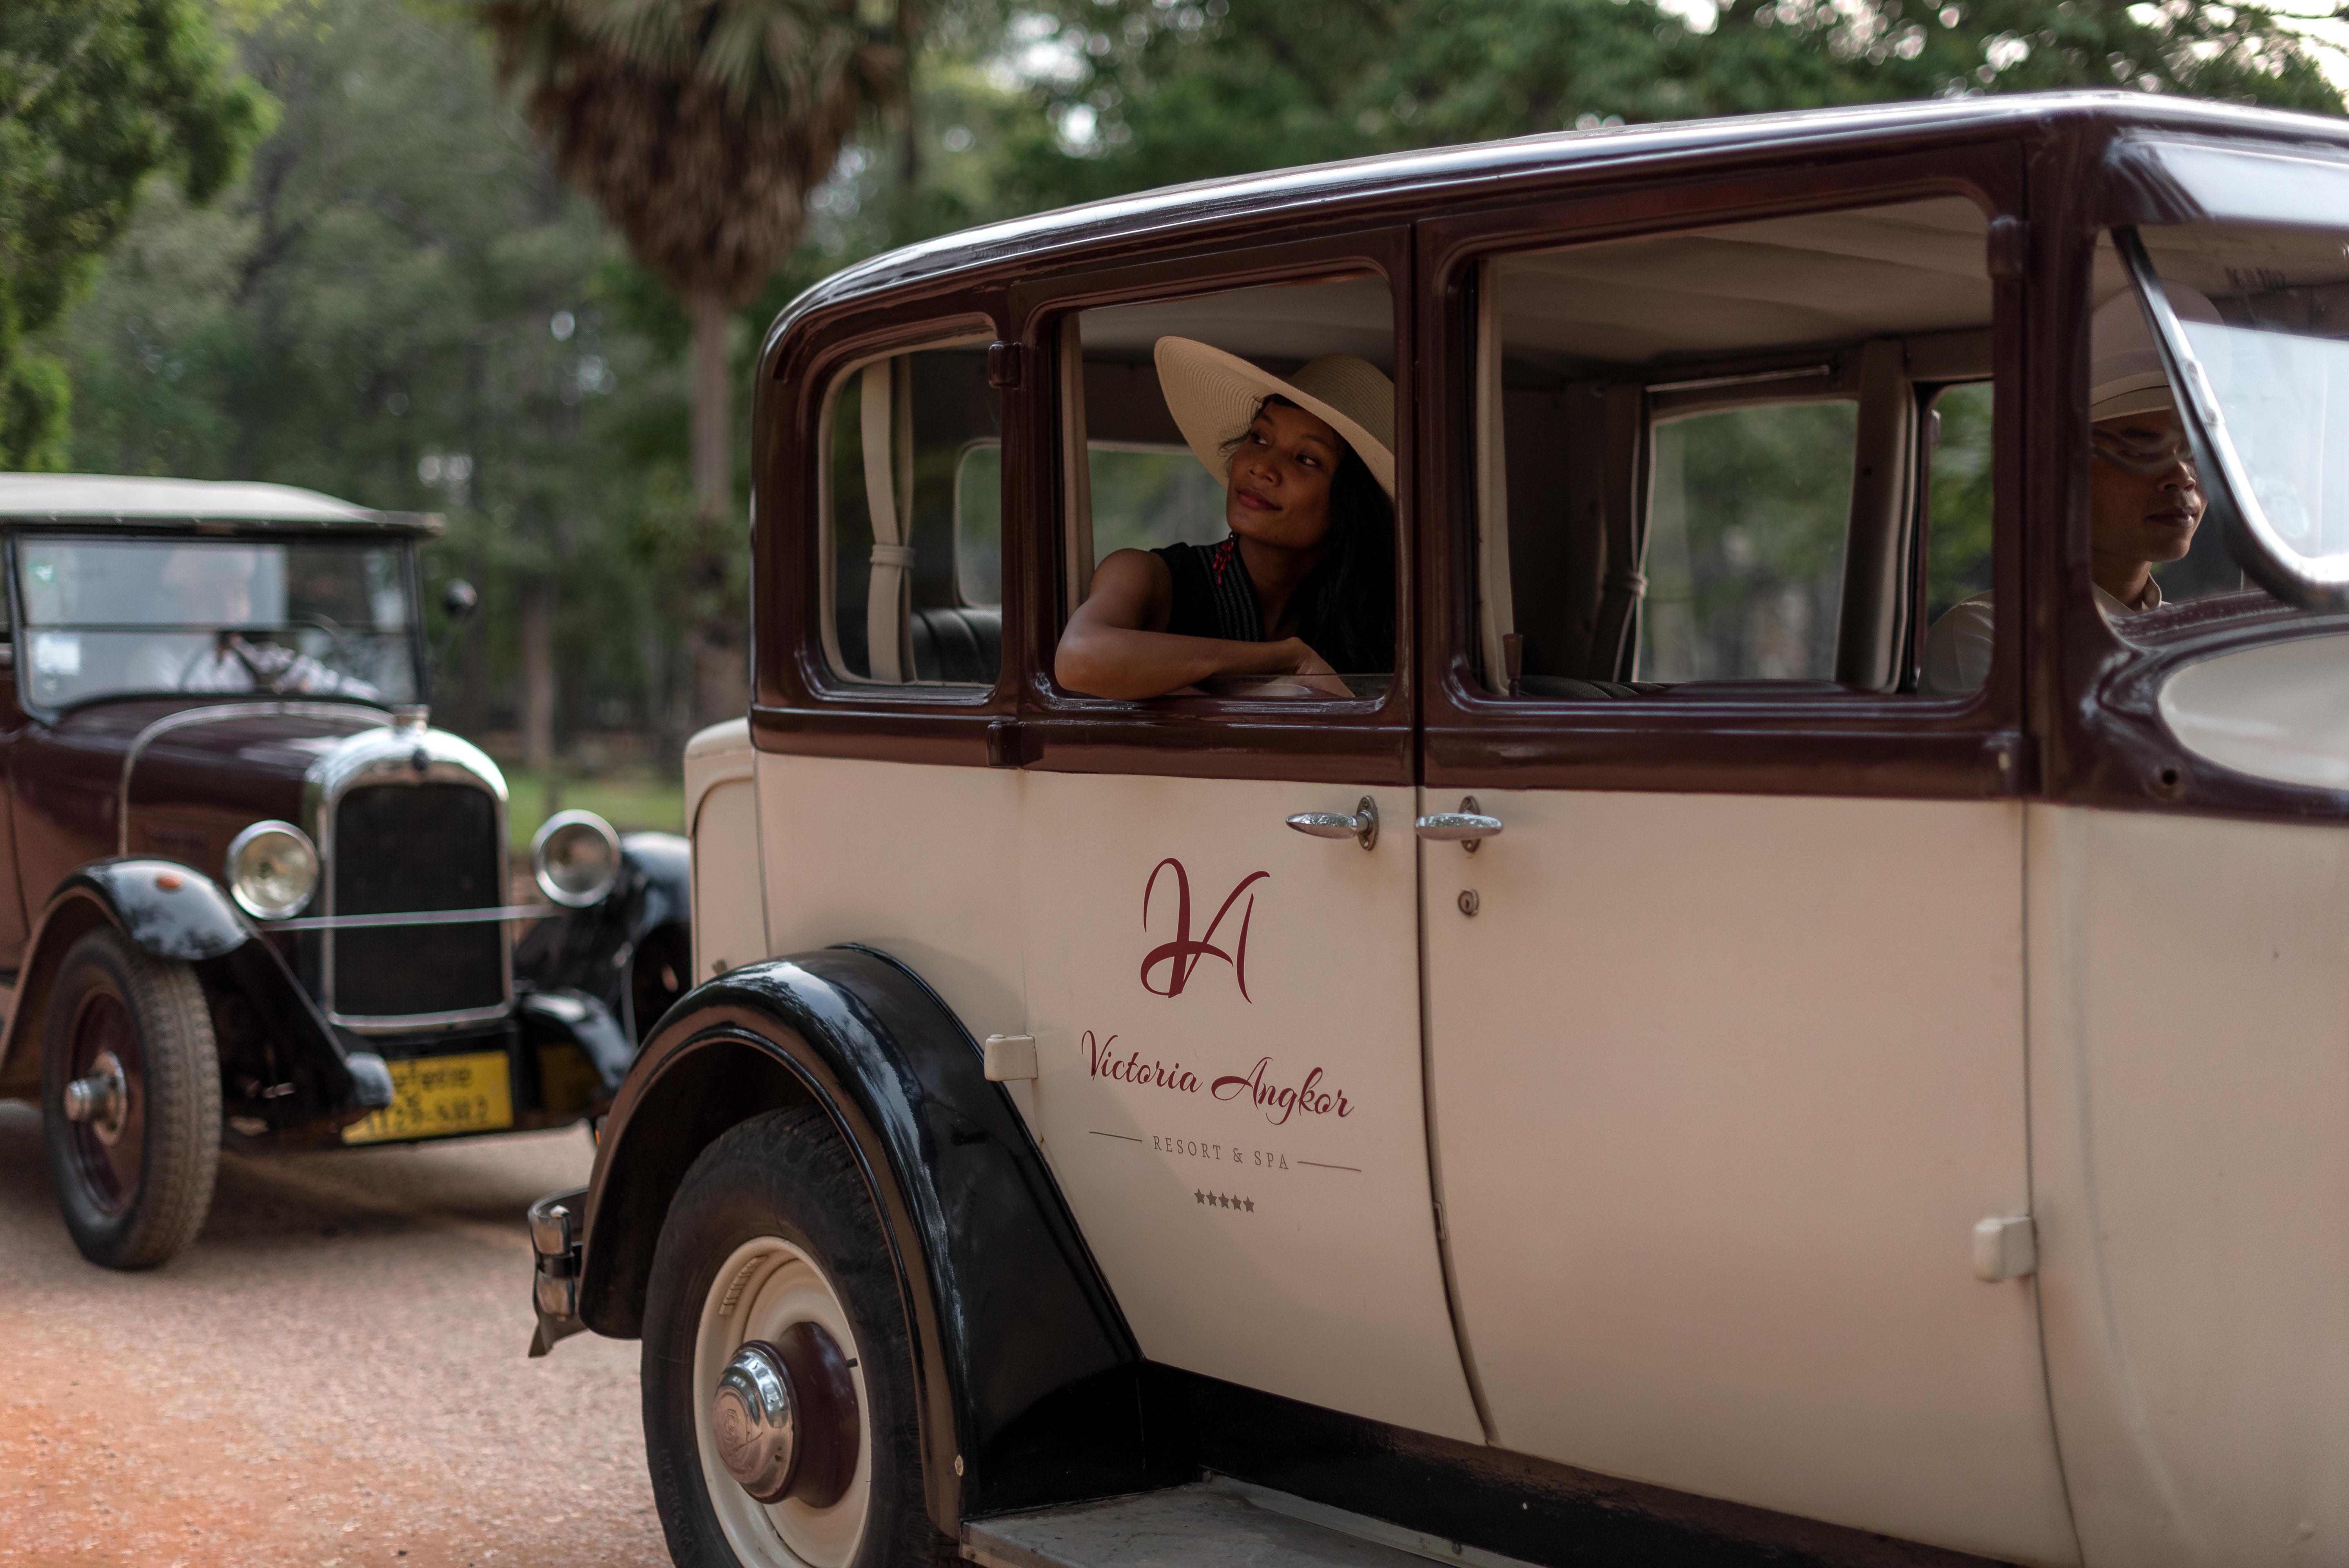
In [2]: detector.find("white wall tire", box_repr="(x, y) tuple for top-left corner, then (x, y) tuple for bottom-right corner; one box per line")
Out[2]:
(642, 1106), (937, 1568)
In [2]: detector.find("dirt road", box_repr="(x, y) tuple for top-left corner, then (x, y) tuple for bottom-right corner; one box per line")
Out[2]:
(0, 1104), (669, 1568)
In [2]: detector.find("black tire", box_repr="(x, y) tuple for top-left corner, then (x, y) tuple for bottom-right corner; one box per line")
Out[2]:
(643, 1105), (940, 1568)
(39, 927), (221, 1269)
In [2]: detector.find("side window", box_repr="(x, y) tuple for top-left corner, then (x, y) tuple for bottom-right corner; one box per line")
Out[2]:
(1478, 196), (1995, 699)
(1641, 402), (1858, 682)
(822, 342), (1002, 687)
(1056, 275), (1400, 699)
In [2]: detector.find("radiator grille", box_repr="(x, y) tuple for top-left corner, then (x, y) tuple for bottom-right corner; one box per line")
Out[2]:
(332, 782), (503, 1018)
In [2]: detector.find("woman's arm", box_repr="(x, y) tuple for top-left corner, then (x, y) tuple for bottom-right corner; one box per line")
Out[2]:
(1054, 548), (1342, 699)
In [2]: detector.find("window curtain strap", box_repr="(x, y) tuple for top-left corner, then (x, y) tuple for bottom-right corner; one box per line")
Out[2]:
(868, 543), (917, 569)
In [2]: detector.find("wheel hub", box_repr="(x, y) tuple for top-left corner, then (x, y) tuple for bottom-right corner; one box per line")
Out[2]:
(64, 1050), (128, 1145)
(711, 1321), (860, 1508)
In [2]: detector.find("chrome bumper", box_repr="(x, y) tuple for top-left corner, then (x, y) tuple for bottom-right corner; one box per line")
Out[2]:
(526, 1186), (588, 1357)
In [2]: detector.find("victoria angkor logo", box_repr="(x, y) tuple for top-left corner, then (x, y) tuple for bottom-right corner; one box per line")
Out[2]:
(1141, 858), (1269, 1002)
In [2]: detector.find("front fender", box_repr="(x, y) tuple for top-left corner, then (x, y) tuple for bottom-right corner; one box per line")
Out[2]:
(514, 831), (690, 1040)
(0, 860), (391, 1122)
(576, 946), (1152, 1528)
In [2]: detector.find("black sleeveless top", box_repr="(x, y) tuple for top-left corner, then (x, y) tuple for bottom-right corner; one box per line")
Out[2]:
(1154, 538), (1263, 642)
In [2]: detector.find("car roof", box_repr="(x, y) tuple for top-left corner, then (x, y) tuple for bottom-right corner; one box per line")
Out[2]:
(762, 91), (2349, 354)
(0, 474), (438, 534)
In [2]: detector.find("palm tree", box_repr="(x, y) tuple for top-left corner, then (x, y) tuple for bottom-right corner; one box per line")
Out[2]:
(476, 0), (915, 723)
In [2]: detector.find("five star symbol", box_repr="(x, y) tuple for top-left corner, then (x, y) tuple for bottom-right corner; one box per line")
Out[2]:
(1194, 1190), (1256, 1213)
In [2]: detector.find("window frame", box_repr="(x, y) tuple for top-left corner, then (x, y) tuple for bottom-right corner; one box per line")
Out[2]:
(1004, 225), (1420, 786)
(1416, 144), (2033, 800)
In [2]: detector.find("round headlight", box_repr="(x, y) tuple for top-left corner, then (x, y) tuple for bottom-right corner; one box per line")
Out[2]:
(225, 820), (319, 920)
(533, 810), (621, 908)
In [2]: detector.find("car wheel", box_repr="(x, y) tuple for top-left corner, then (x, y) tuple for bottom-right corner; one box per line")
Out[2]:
(643, 1105), (937, 1568)
(40, 927), (221, 1269)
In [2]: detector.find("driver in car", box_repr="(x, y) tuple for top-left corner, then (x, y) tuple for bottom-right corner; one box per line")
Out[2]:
(1921, 290), (2210, 695)
(130, 546), (380, 698)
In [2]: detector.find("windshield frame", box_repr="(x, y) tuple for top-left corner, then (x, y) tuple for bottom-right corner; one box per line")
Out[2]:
(3, 526), (428, 720)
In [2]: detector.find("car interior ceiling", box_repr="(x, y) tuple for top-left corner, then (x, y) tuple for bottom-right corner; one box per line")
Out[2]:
(847, 199), (1997, 698)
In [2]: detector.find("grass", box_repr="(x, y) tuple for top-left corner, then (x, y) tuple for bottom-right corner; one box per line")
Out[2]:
(498, 766), (686, 855)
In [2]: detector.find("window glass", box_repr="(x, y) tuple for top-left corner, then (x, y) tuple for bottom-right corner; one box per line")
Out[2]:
(1481, 196), (1993, 698)
(952, 440), (1223, 611)
(824, 343), (1002, 686)
(1924, 382), (1995, 626)
(1640, 403), (1857, 681)
(16, 535), (417, 706)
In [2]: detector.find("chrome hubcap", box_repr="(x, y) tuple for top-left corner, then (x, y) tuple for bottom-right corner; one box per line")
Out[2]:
(708, 1321), (860, 1510)
(714, 1341), (799, 1502)
(64, 1050), (127, 1143)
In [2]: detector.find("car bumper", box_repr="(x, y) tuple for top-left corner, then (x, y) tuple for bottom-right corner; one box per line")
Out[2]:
(526, 1186), (589, 1357)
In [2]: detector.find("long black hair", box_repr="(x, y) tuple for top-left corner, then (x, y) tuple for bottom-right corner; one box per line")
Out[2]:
(1230, 394), (1396, 674)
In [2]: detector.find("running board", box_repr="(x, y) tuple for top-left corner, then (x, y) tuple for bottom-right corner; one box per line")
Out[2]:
(962, 1477), (1543, 1568)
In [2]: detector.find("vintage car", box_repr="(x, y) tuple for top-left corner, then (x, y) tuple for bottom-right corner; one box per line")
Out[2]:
(0, 474), (689, 1271)
(528, 92), (2349, 1568)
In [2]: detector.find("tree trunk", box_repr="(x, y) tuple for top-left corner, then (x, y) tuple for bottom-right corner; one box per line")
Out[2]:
(686, 289), (747, 730)
(519, 574), (557, 771)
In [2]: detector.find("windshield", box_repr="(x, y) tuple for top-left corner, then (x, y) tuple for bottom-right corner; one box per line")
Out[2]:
(15, 535), (419, 708)
(2130, 218), (2349, 602)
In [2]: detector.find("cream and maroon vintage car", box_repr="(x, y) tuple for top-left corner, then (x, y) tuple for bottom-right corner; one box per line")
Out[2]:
(529, 94), (2349, 1568)
(0, 475), (690, 1271)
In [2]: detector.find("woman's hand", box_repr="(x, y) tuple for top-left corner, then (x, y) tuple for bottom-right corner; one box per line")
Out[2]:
(1276, 639), (1354, 697)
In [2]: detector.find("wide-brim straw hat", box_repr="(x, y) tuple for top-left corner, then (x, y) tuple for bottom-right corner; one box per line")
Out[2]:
(2090, 283), (2221, 422)
(1154, 337), (1396, 498)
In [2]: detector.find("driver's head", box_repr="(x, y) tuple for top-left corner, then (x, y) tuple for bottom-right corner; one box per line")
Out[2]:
(2088, 291), (2207, 569)
(160, 546), (260, 625)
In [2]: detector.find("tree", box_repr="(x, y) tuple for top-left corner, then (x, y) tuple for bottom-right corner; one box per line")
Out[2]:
(60, 0), (688, 757)
(990, 0), (2341, 214)
(0, 0), (269, 469)
(475, 0), (920, 723)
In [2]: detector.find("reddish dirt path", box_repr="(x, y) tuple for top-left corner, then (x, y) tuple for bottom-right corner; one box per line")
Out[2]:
(0, 1104), (668, 1567)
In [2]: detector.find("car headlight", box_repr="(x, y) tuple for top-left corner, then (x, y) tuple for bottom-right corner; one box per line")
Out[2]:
(533, 810), (621, 908)
(224, 820), (319, 920)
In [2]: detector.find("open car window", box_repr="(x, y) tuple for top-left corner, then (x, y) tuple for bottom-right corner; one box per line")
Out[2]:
(1059, 274), (1398, 700)
(1476, 196), (1995, 699)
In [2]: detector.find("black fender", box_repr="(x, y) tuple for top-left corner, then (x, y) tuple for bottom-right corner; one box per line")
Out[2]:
(576, 945), (1158, 1529)
(514, 831), (691, 1049)
(0, 859), (392, 1125)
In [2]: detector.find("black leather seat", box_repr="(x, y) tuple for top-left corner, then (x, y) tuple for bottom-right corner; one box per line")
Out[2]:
(910, 607), (1002, 684)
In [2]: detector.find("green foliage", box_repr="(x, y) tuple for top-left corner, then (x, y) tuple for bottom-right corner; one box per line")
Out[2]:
(58, 0), (693, 743)
(0, 0), (271, 468)
(984, 0), (2343, 213)
(1927, 382), (1996, 619)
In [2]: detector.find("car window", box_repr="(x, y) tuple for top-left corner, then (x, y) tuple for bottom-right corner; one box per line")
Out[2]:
(1057, 274), (1400, 698)
(953, 439), (1222, 611)
(822, 340), (1002, 688)
(1476, 196), (1995, 699)
(1641, 401), (1858, 682)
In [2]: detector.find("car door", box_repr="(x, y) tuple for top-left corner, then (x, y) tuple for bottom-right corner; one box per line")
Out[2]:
(1412, 158), (2078, 1564)
(1011, 237), (1484, 1445)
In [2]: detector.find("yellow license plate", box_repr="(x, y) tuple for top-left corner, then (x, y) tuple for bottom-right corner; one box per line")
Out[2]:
(342, 1051), (514, 1145)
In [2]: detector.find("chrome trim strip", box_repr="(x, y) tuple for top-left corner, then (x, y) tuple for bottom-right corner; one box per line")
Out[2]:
(119, 701), (385, 857)
(261, 904), (552, 933)
(330, 1003), (514, 1036)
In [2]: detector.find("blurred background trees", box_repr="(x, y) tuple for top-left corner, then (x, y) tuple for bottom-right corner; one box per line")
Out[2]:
(11, 0), (2347, 826)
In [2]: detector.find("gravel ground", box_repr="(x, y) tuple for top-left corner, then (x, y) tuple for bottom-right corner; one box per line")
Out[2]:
(0, 1103), (669, 1568)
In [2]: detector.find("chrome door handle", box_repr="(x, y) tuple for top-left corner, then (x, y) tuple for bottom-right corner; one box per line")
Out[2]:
(1415, 795), (1502, 852)
(1286, 796), (1379, 851)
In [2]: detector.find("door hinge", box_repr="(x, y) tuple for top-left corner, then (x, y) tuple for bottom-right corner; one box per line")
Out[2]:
(988, 341), (1024, 389)
(1987, 216), (2029, 281)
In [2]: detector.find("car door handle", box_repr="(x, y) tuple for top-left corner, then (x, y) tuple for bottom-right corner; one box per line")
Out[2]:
(1415, 796), (1502, 851)
(1286, 796), (1379, 851)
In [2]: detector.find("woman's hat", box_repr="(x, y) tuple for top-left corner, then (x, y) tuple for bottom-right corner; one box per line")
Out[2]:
(1154, 337), (1396, 497)
(2090, 283), (2221, 422)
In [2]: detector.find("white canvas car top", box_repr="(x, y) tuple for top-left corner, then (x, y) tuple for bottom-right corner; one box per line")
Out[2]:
(0, 474), (433, 532)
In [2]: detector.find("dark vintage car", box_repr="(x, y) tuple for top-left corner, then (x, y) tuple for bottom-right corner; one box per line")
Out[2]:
(0, 474), (690, 1270)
